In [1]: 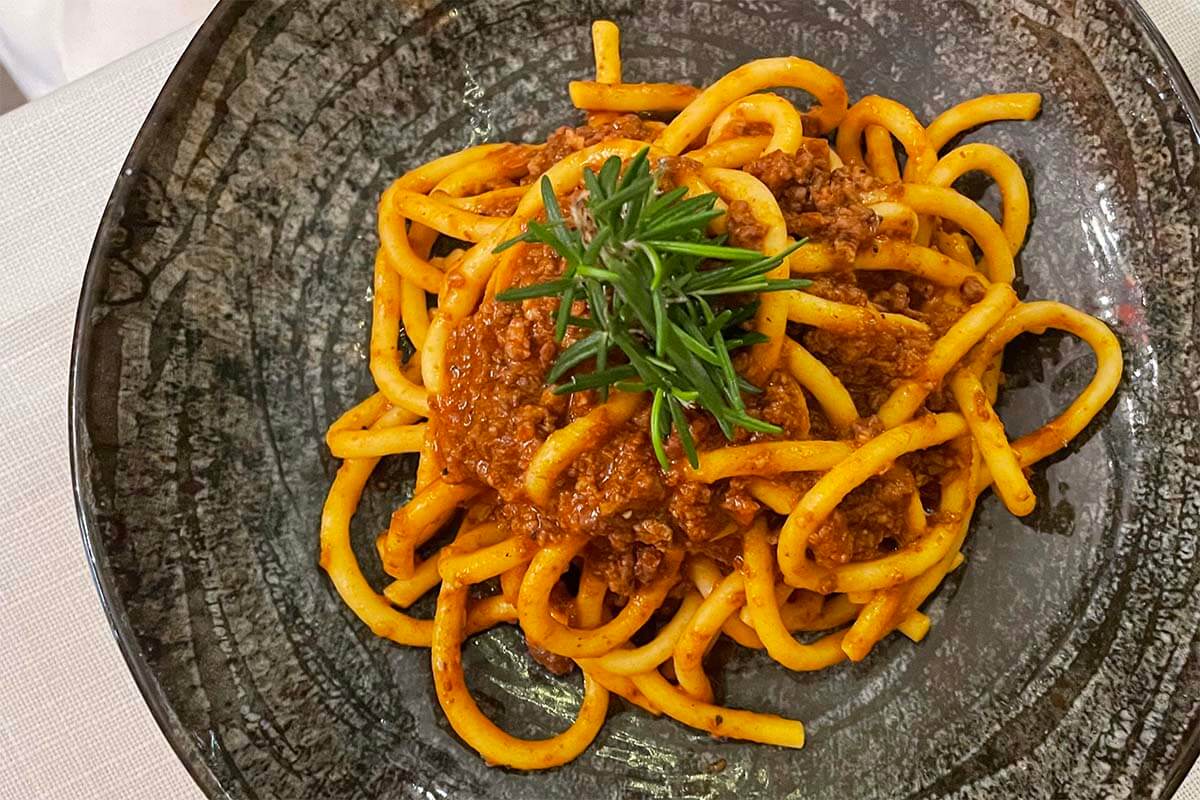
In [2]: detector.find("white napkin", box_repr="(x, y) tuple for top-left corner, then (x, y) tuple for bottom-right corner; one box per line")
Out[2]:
(0, 27), (207, 800)
(0, 6), (1197, 799)
(0, 0), (216, 99)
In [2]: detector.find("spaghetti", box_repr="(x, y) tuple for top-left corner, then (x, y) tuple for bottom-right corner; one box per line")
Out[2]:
(319, 20), (1122, 768)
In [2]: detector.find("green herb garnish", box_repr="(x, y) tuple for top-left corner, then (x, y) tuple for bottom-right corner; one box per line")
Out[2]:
(494, 146), (809, 470)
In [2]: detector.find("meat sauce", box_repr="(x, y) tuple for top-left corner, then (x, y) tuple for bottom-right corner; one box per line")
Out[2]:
(428, 116), (969, 594)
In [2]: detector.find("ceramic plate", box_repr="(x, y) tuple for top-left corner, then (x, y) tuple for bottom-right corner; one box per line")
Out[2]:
(71, 1), (1200, 797)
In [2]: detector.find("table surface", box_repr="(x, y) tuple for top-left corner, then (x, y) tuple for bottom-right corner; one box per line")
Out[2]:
(2, 4), (1199, 799)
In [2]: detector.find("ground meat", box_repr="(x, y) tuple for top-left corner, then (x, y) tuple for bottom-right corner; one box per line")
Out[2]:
(524, 114), (655, 179)
(431, 244), (568, 492)
(585, 538), (677, 597)
(804, 272), (871, 306)
(726, 199), (768, 248)
(869, 280), (913, 314)
(907, 444), (964, 512)
(633, 544), (665, 585)
(804, 323), (933, 415)
(961, 275), (987, 304)
(807, 466), (917, 566)
(745, 147), (881, 263)
(856, 269), (973, 337)
(527, 641), (576, 675)
(748, 371), (811, 440)
(436, 244), (769, 574)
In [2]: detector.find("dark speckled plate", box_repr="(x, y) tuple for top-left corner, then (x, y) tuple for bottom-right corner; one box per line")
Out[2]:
(70, 1), (1200, 798)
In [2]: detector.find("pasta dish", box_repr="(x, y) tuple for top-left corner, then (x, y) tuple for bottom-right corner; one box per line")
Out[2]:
(318, 21), (1122, 768)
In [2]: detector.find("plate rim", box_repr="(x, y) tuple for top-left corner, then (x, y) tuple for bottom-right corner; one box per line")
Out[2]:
(66, 1), (1200, 797)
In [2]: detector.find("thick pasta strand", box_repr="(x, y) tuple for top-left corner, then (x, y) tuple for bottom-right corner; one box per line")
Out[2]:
(777, 413), (969, 591)
(524, 391), (644, 505)
(835, 95), (938, 182)
(431, 582), (610, 769)
(656, 57), (848, 150)
(876, 282), (1018, 428)
(631, 669), (807, 748)
(518, 540), (684, 658)
(581, 592), (704, 676)
(707, 94), (806, 155)
(686, 440), (853, 482)
(926, 92), (1042, 152)
(672, 572), (746, 702)
(742, 525), (849, 671)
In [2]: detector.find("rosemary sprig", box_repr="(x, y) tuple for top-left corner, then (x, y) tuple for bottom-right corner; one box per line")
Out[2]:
(494, 146), (809, 470)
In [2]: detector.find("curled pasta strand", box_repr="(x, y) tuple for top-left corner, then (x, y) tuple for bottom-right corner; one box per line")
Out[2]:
(369, 251), (430, 416)
(524, 391), (644, 506)
(388, 188), (506, 243)
(789, 239), (986, 289)
(786, 289), (930, 335)
(926, 92), (1042, 152)
(393, 144), (509, 193)
(431, 581), (610, 769)
(430, 144), (534, 197)
(951, 368), (1034, 516)
(864, 124), (901, 182)
(745, 478), (802, 514)
(327, 421), (425, 459)
(961, 301), (1123, 480)
(876, 281), (1018, 428)
(385, 517), (514, 609)
(442, 185), (528, 215)
(383, 550), (441, 608)
(835, 95), (938, 182)
(781, 337), (859, 431)
(777, 413), (969, 592)
(842, 442), (980, 659)
(657, 57), (849, 153)
(438, 534), (534, 588)
(686, 440), (854, 482)
(707, 93), (805, 155)
(863, 183), (1015, 284)
(581, 665), (661, 715)
(630, 668), (806, 748)
(320, 456), (434, 645)
(580, 592), (704, 676)
(672, 572), (746, 702)
(399, 276), (431, 350)
(787, 593), (863, 632)
(939, 229), (976, 266)
(686, 558), (766, 649)
(327, 391), (391, 435)
(742, 525), (849, 671)
(688, 135), (771, 168)
(518, 539), (683, 658)
(384, 479), (481, 577)
(928, 142), (1030, 255)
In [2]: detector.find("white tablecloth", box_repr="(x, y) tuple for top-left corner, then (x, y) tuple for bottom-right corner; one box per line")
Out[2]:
(1, 5), (1198, 799)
